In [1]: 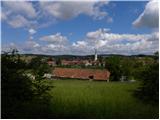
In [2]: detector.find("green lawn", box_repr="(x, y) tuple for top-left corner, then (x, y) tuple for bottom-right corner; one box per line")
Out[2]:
(47, 80), (158, 119)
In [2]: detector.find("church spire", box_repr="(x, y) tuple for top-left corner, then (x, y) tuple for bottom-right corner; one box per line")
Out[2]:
(94, 49), (97, 61)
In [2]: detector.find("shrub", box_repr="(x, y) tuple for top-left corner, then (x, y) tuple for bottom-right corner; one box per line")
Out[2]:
(134, 61), (159, 103)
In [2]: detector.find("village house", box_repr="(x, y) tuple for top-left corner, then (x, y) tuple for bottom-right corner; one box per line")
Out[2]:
(53, 68), (110, 82)
(46, 49), (109, 81)
(61, 60), (85, 66)
(61, 59), (96, 66)
(47, 60), (56, 66)
(47, 57), (56, 66)
(61, 49), (105, 67)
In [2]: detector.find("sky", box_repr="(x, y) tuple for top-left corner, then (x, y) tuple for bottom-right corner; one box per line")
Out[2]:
(1, 0), (159, 55)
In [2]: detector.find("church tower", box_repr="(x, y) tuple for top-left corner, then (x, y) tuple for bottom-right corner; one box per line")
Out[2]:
(94, 49), (98, 61)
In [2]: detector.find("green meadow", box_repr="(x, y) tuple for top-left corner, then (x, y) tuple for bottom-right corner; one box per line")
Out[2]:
(47, 80), (158, 119)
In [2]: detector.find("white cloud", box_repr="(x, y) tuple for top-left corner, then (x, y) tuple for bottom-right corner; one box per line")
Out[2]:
(29, 28), (37, 35)
(47, 44), (68, 51)
(20, 40), (41, 54)
(1, 43), (17, 52)
(2, 1), (36, 18)
(8, 15), (30, 28)
(38, 33), (70, 55)
(73, 28), (158, 55)
(40, 1), (109, 20)
(72, 41), (88, 49)
(40, 33), (68, 44)
(73, 41), (87, 47)
(2, 1), (112, 30)
(4, 30), (158, 55)
(8, 28), (157, 55)
(37, 42), (71, 55)
(86, 28), (110, 39)
(133, 0), (159, 28)
(1, 12), (7, 21)
(2, 1), (38, 29)
(26, 40), (40, 48)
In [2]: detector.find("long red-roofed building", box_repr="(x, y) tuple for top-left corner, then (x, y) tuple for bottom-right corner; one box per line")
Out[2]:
(53, 67), (110, 81)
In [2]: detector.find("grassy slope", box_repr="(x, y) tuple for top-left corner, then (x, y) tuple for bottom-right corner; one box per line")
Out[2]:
(47, 80), (158, 119)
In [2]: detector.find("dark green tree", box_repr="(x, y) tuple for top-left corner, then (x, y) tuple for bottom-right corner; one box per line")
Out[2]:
(28, 57), (52, 97)
(2, 50), (53, 118)
(29, 57), (51, 76)
(120, 58), (133, 81)
(56, 58), (62, 66)
(105, 56), (122, 81)
(1, 50), (34, 118)
(134, 54), (159, 103)
(154, 51), (159, 61)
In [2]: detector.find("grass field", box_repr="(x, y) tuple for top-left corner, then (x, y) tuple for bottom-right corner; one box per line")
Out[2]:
(47, 80), (158, 119)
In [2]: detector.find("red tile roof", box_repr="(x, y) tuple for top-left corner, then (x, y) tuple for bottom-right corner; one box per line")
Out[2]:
(47, 61), (55, 66)
(53, 68), (110, 81)
(62, 60), (85, 65)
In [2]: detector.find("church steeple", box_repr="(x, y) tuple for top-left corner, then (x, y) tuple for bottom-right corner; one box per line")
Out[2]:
(94, 49), (97, 61)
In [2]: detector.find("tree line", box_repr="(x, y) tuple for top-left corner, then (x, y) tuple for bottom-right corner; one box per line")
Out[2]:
(105, 52), (159, 103)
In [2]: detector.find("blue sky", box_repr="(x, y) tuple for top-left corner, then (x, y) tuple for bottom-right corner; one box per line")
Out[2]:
(1, 0), (159, 55)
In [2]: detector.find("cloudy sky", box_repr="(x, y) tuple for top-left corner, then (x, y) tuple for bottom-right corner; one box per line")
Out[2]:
(1, 0), (159, 55)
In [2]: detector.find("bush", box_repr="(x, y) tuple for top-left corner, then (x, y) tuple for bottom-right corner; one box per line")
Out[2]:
(134, 62), (159, 103)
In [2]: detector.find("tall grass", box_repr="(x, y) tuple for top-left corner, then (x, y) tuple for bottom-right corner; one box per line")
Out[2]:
(47, 80), (158, 119)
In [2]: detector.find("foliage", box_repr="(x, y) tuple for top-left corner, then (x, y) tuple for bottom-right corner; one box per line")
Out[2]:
(133, 52), (159, 103)
(28, 56), (51, 74)
(28, 56), (53, 97)
(134, 61), (159, 103)
(131, 60), (144, 80)
(105, 56), (156, 82)
(154, 51), (159, 61)
(105, 56), (123, 81)
(120, 58), (134, 80)
(1, 49), (53, 118)
(2, 50), (34, 118)
(56, 58), (62, 66)
(98, 56), (104, 66)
